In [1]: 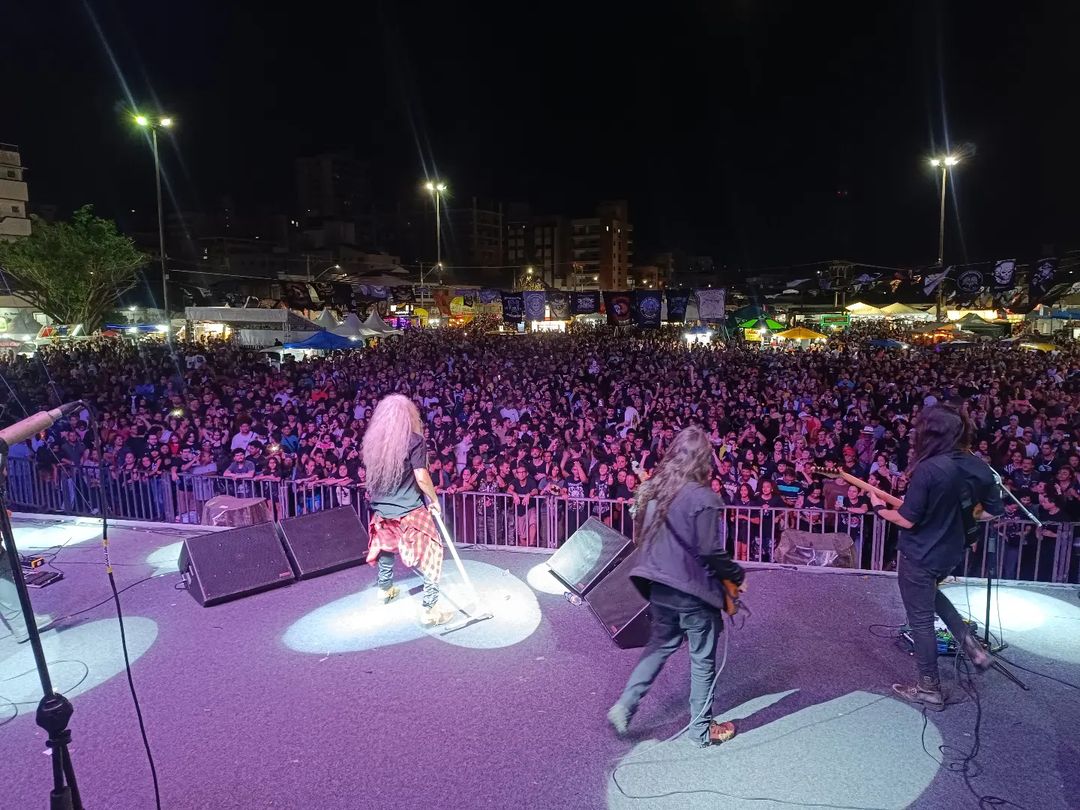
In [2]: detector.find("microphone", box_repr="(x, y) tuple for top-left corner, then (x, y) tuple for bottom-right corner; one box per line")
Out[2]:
(0, 401), (85, 453)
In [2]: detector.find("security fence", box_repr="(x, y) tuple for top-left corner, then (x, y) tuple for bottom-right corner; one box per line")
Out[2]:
(4, 458), (1077, 585)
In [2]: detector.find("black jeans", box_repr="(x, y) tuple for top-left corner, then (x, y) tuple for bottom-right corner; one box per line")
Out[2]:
(616, 600), (722, 743)
(897, 551), (970, 682)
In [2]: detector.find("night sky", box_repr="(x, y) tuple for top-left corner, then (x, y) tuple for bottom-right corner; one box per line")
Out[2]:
(5, 1), (1079, 271)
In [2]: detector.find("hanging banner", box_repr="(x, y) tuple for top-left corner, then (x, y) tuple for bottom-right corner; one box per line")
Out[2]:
(603, 291), (632, 326)
(1030, 257), (1059, 302)
(990, 259), (1017, 294)
(433, 287), (452, 316)
(954, 265), (986, 302)
(390, 285), (415, 304)
(632, 290), (662, 329)
(570, 291), (600, 315)
(665, 290), (690, 323)
(479, 288), (501, 305)
(283, 282), (314, 309)
(548, 291), (570, 320)
(923, 267), (950, 298)
(500, 292), (524, 324)
(695, 288), (727, 321)
(332, 283), (354, 305)
(522, 290), (546, 321)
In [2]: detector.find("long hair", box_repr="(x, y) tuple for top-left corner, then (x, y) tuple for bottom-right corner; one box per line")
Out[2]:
(632, 425), (712, 545)
(912, 405), (967, 468)
(362, 394), (423, 496)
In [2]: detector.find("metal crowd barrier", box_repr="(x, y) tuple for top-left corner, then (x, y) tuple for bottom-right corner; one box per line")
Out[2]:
(3, 461), (1076, 585)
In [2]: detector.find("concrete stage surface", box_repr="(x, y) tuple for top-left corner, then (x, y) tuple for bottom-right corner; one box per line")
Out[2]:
(1, 514), (1078, 810)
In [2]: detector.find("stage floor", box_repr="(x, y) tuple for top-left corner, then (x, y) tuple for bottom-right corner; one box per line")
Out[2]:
(1, 514), (1078, 810)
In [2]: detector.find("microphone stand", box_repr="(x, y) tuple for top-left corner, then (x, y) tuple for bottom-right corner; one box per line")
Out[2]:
(979, 458), (1036, 691)
(0, 451), (83, 810)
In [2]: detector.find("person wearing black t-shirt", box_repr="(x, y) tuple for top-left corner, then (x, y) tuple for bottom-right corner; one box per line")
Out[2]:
(869, 406), (1002, 711)
(507, 465), (539, 546)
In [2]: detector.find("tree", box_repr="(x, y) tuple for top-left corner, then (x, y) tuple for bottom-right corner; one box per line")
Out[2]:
(0, 205), (147, 332)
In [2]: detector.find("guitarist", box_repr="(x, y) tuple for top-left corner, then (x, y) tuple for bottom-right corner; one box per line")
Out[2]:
(867, 405), (1002, 711)
(607, 425), (745, 747)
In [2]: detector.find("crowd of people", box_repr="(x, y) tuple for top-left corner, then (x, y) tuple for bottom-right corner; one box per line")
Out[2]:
(1, 323), (1078, 579)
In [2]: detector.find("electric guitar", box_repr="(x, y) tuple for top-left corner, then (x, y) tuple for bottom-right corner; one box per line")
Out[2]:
(813, 466), (985, 521)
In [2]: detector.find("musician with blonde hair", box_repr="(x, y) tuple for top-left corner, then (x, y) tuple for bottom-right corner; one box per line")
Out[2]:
(362, 394), (454, 626)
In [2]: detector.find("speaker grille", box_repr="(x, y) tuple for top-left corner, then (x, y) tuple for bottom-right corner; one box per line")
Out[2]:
(181, 522), (294, 606)
(278, 507), (369, 579)
(547, 517), (633, 595)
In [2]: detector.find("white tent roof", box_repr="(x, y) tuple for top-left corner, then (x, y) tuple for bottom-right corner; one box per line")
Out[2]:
(845, 302), (883, 315)
(879, 302), (933, 320)
(313, 308), (339, 328)
(361, 311), (403, 335)
(331, 312), (377, 338)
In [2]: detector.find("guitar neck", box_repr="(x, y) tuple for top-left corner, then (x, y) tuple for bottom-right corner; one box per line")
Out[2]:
(835, 470), (904, 509)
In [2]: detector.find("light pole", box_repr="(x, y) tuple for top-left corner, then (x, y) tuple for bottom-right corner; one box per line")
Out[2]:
(929, 154), (959, 319)
(135, 114), (174, 325)
(424, 180), (447, 268)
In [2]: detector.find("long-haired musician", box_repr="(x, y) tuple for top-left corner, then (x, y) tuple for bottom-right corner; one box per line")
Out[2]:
(362, 394), (454, 627)
(607, 425), (745, 746)
(868, 405), (1002, 710)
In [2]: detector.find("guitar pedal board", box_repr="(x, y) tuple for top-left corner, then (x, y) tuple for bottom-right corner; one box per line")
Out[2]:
(900, 618), (977, 656)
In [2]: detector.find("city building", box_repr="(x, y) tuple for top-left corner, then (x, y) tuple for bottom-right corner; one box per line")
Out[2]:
(504, 204), (572, 288)
(442, 197), (504, 271)
(571, 200), (633, 289)
(0, 143), (31, 240)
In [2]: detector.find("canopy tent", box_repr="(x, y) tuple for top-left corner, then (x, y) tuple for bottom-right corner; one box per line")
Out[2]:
(879, 302), (933, 321)
(845, 302), (884, 318)
(283, 330), (361, 351)
(775, 326), (827, 341)
(361, 311), (403, 336)
(738, 317), (785, 331)
(1020, 342), (1058, 352)
(313, 308), (339, 329)
(331, 312), (377, 338)
(956, 312), (1010, 337)
(184, 306), (322, 347)
(868, 338), (906, 349)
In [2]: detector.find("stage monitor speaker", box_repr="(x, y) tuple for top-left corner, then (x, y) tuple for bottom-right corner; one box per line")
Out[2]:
(584, 547), (651, 649)
(179, 522), (295, 607)
(547, 517), (634, 596)
(278, 507), (369, 580)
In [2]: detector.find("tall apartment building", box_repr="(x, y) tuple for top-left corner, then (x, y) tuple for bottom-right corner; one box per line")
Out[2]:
(443, 198), (504, 269)
(571, 200), (632, 289)
(0, 144), (31, 240)
(504, 204), (572, 287)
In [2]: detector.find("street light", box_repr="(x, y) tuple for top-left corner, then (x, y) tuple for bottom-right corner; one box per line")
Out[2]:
(134, 113), (174, 325)
(423, 180), (447, 269)
(929, 153), (960, 318)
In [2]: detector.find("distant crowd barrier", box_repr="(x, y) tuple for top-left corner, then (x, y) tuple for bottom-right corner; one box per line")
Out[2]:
(5, 458), (1077, 585)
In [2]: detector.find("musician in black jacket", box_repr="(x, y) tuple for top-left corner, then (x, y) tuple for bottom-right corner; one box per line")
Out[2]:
(607, 425), (745, 746)
(869, 405), (1001, 710)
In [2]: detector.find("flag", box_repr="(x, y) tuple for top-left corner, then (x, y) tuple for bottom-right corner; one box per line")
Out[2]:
(433, 287), (452, 316)
(990, 259), (1017, 294)
(523, 290), (546, 321)
(570, 291), (599, 314)
(548, 291), (570, 319)
(500, 292), (524, 324)
(923, 267), (950, 297)
(360, 285), (389, 300)
(632, 290), (662, 328)
(283, 282), (313, 309)
(666, 290), (690, 322)
(1030, 257), (1058, 302)
(954, 265), (986, 302)
(391, 285), (415, 304)
(602, 291), (632, 325)
(695, 288), (726, 321)
(312, 282), (334, 304)
(478, 288), (501, 304)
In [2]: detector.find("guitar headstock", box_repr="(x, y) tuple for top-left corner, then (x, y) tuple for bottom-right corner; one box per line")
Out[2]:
(810, 465), (841, 478)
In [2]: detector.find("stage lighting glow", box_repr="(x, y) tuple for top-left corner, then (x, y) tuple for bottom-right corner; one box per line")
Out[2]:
(608, 690), (942, 810)
(283, 560), (541, 653)
(526, 562), (568, 595)
(145, 541), (183, 575)
(9, 520), (101, 551)
(0, 618), (158, 712)
(941, 583), (1080, 664)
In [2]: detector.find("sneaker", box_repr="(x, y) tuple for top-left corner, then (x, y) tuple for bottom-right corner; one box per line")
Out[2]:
(708, 719), (737, 744)
(607, 703), (631, 736)
(378, 586), (400, 604)
(892, 676), (946, 711)
(419, 605), (456, 627)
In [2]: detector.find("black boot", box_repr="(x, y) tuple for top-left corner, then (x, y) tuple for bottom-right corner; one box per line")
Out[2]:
(892, 676), (946, 711)
(961, 632), (992, 673)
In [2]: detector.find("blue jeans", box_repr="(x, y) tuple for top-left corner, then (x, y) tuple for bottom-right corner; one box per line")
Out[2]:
(897, 551), (971, 682)
(617, 600), (722, 744)
(375, 551), (439, 609)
